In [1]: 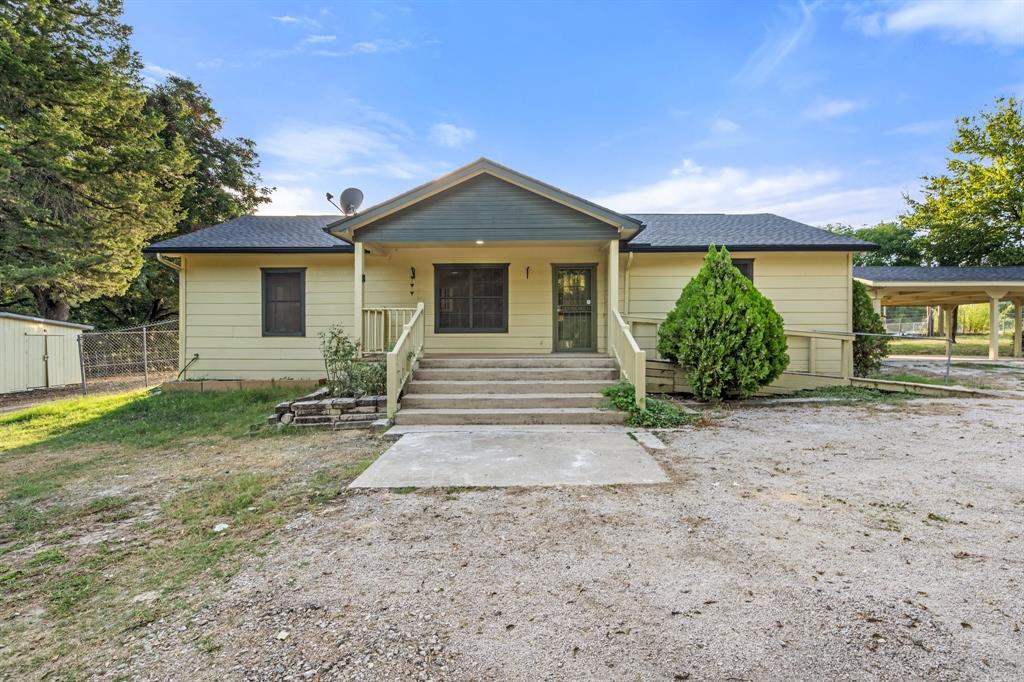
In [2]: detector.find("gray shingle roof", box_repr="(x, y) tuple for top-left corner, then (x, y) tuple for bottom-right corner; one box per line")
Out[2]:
(854, 266), (1024, 282)
(624, 213), (877, 252)
(143, 212), (877, 253)
(143, 216), (352, 253)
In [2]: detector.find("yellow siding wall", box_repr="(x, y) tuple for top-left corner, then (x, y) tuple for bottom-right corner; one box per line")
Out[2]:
(181, 254), (354, 380)
(0, 317), (84, 393)
(178, 248), (851, 379)
(364, 245), (607, 354)
(622, 251), (851, 374)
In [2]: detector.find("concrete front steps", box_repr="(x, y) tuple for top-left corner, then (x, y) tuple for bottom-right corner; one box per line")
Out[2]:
(396, 354), (624, 425)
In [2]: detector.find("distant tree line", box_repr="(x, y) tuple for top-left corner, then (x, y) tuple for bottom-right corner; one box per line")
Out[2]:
(0, 0), (271, 328)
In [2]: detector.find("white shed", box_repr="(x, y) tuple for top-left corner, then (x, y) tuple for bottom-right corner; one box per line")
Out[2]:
(0, 312), (94, 394)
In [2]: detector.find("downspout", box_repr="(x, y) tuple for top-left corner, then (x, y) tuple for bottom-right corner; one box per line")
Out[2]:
(154, 253), (188, 379)
(156, 253), (182, 271)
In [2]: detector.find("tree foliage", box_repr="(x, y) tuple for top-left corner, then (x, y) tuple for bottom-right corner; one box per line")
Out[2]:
(657, 246), (789, 401)
(851, 280), (888, 376)
(0, 0), (191, 320)
(826, 222), (924, 267)
(903, 97), (1024, 266)
(74, 76), (272, 327)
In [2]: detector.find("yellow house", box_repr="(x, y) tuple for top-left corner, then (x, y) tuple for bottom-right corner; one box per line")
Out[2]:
(145, 159), (876, 424)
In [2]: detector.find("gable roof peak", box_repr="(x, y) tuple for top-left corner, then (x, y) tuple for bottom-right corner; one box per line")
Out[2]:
(327, 158), (643, 240)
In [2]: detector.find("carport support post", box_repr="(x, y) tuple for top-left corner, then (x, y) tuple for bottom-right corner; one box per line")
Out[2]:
(940, 306), (953, 342)
(986, 291), (1008, 360)
(1013, 298), (1022, 358)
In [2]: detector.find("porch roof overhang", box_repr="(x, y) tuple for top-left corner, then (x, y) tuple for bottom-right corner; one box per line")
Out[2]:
(325, 158), (643, 244)
(853, 266), (1024, 306)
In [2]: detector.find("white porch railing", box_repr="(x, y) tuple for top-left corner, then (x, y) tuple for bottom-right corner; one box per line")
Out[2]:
(363, 307), (418, 354)
(385, 302), (425, 419)
(610, 310), (647, 408)
(622, 314), (855, 380)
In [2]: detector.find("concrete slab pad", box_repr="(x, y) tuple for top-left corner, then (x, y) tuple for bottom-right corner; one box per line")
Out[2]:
(350, 430), (669, 488)
(384, 424), (636, 436)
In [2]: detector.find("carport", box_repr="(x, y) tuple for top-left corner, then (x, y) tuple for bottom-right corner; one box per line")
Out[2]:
(853, 266), (1024, 359)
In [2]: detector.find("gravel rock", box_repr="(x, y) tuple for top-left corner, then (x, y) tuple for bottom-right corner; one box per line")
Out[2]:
(125, 398), (1024, 681)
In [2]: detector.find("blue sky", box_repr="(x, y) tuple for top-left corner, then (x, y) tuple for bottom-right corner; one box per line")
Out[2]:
(125, 0), (1023, 227)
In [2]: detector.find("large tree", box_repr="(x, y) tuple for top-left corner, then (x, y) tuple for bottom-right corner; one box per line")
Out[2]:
(75, 76), (273, 327)
(0, 0), (190, 320)
(826, 221), (924, 267)
(903, 97), (1024, 266)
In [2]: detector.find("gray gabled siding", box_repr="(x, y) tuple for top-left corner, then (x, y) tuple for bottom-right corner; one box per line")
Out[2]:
(354, 174), (618, 243)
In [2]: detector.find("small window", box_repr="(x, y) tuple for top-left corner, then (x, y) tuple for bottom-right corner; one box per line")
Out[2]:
(262, 268), (305, 336)
(435, 264), (508, 333)
(732, 259), (754, 281)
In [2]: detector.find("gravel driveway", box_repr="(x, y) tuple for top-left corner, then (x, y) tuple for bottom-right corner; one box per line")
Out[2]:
(126, 397), (1024, 681)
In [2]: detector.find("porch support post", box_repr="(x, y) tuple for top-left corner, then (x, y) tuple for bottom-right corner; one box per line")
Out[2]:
(607, 238), (619, 354)
(354, 242), (364, 347)
(1013, 298), (1022, 358)
(986, 291), (1007, 360)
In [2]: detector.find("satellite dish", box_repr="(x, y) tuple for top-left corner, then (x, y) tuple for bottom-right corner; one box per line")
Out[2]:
(340, 187), (364, 215)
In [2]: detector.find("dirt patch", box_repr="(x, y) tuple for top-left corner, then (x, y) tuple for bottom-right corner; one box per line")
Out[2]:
(0, 429), (386, 680)
(111, 398), (1024, 681)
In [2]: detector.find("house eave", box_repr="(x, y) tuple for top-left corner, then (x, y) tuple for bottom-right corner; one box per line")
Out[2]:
(141, 246), (354, 254)
(621, 243), (881, 253)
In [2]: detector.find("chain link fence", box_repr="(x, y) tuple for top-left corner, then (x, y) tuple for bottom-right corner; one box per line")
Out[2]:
(78, 319), (179, 394)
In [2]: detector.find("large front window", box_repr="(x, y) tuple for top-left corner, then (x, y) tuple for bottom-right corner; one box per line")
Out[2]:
(434, 264), (508, 333)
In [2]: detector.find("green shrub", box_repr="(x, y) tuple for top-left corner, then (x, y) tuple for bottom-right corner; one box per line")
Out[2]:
(852, 280), (889, 376)
(656, 246), (789, 401)
(320, 325), (386, 396)
(602, 383), (690, 428)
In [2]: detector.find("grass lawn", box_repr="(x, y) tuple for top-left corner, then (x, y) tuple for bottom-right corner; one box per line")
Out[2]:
(888, 333), (1014, 357)
(0, 388), (384, 680)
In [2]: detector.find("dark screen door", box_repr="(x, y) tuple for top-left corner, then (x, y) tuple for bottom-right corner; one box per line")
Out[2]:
(553, 265), (597, 352)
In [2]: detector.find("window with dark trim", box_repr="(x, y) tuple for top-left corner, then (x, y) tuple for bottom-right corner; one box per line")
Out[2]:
(731, 259), (754, 281)
(262, 268), (305, 336)
(434, 264), (509, 333)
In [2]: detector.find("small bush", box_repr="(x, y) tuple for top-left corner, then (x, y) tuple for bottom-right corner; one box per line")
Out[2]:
(602, 383), (690, 428)
(320, 325), (386, 396)
(657, 246), (789, 401)
(852, 280), (889, 376)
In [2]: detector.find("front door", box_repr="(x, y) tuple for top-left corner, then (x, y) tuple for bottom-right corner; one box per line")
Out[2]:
(553, 265), (597, 352)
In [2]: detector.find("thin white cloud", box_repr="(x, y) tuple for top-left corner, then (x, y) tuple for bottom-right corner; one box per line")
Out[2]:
(710, 117), (741, 134)
(853, 0), (1024, 46)
(802, 98), (865, 120)
(261, 124), (422, 177)
(887, 119), (948, 135)
(272, 14), (321, 28)
(429, 123), (476, 148)
(142, 63), (180, 85)
(257, 118), (446, 214)
(258, 186), (326, 216)
(303, 34), (336, 44)
(736, 1), (818, 83)
(595, 159), (912, 226)
(315, 38), (424, 57)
